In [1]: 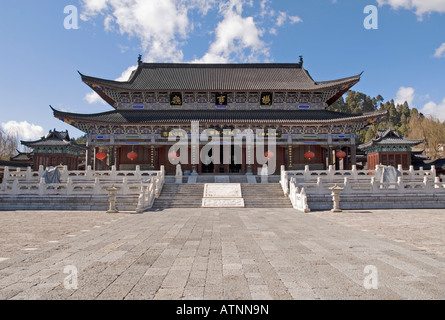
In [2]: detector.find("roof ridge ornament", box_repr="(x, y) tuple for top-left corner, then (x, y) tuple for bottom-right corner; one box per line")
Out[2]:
(138, 54), (142, 66)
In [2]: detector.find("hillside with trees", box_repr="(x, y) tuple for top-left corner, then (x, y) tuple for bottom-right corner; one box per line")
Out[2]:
(328, 90), (445, 160)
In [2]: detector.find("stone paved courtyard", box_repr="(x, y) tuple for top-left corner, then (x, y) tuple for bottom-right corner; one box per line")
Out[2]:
(0, 208), (444, 300)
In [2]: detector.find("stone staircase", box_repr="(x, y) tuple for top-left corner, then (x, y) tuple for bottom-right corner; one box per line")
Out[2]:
(241, 183), (292, 208)
(151, 182), (292, 209)
(150, 184), (205, 210)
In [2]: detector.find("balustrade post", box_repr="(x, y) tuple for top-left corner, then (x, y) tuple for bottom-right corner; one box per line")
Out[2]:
(423, 176), (430, 191)
(26, 167), (32, 181)
(397, 177), (404, 191)
(86, 165), (93, 180)
(38, 165), (45, 180)
(316, 177), (324, 195)
(351, 165), (358, 181)
(135, 165), (141, 180)
(136, 185), (145, 213)
(12, 178), (19, 195)
(370, 177), (378, 193)
(3, 166), (9, 181)
(328, 165), (335, 183)
(111, 165), (117, 179)
(60, 166), (68, 182)
(155, 178), (161, 197)
(431, 165), (436, 178)
(343, 177), (351, 194)
(93, 178), (100, 195)
(39, 178), (45, 196)
(66, 178), (73, 195)
(300, 187), (310, 213)
(408, 165), (415, 180)
(122, 177), (128, 195)
(434, 177), (441, 189)
(304, 165), (310, 181)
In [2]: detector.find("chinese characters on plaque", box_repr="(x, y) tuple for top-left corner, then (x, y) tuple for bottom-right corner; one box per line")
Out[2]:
(260, 93), (273, 106)
(170, 92), (183, 106)
(215, 93), (228, 106)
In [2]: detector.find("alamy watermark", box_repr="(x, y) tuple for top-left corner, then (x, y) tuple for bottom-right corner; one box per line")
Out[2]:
(64, 265), (78, 290)
(364, 5), (378, 30)
(364, 265), (378, 289)
(166, 121), (277, 175)
(64, 5), (79, 30)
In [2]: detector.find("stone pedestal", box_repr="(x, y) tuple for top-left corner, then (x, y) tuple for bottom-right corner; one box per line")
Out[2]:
(329, 184), (344, 212)
(106, 186), (119, 213)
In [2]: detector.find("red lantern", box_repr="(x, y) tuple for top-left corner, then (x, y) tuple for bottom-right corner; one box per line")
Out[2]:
(336, 150), (347, 159)
(304, 151), (315, 161)
(168, 152), (179, 160)
(96, 152), (107, 161)
(264, 151), (274, 159)
(127, 151), (138, 161)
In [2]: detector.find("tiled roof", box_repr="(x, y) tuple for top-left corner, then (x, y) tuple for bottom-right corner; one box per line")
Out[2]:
(358, 129), (424, 150)
(21, 130), (86, 149)
(80, 63), (361, 92)
(53, 108), (386, 125)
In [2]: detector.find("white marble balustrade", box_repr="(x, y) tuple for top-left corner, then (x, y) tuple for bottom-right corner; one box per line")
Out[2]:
(0, 165), (165, 199)
(280, 164), (445, 210)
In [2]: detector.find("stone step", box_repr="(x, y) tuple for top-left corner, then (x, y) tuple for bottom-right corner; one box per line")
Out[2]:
(151, 182), (291, 209)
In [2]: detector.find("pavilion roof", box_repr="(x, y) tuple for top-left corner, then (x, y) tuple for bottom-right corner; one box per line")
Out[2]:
(358, 129), (424, 150)
(79, 61), (362, 106)
(21, 130), (86, 149)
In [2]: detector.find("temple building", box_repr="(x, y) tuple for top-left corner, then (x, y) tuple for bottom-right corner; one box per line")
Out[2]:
(358, 129), (424, 170)
(52, 57), (386, 174)
(21, 130), (87, 170)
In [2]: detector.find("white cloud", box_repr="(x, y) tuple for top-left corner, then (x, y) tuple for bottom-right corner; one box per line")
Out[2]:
(276, 11), (287, 26)
(84, 91), (105, 105)
(1, 121), (46, 141)
(80, 0), (207, 62)
(434, 42), (445, 58)
(84, 65), (137, 104)
(196, 0), (268, 63)
(289, 15), (303, 24)
(376, 0), (445, 19)
(420, 98), (445, 121)
(80, 0), (302, 64)
(394, 86), (415, 106)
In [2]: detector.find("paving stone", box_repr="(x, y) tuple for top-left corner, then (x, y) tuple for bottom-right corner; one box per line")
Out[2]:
(0, 208), (444, 299)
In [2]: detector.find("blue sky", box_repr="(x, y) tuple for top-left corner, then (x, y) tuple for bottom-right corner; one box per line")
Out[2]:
(1, 0), (444, 141)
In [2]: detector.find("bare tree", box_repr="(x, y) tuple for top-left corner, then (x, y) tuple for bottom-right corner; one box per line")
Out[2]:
(407, 113), (445, 160)
(0, 129), (19, 160)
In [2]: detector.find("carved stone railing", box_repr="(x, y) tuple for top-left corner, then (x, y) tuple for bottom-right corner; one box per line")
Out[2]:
(0, 166), (165, 208)
(288, 177), (310, 213)
(282, 164), (436, 184)
(280, 165), (445, 211)
(2, 165), (163, 183)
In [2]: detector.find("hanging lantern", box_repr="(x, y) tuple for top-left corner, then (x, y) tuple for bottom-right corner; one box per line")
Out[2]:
(304, 151), (315, 161)
(336, 150), (347, 159)
(168, 151), (179, 160)
(96, 152), (107, 161)
(264, 151), (274, 159)
(127, 151), (138, 161)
